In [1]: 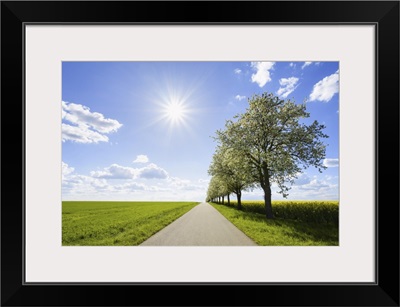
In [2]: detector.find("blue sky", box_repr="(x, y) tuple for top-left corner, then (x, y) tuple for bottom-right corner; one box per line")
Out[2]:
(62, 61), (339, 201)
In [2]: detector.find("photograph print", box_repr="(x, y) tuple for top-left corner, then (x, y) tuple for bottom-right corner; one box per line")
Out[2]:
(62, 61), (339, 246)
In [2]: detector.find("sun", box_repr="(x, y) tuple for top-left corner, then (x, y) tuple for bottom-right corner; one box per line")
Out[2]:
(165, 101), (184, 122)
(163, 100), (188, 125)
(152, 86), (195, 131)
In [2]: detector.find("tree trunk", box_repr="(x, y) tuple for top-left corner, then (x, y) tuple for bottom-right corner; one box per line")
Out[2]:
(222, 195), (224, 205)
(264, 184), (274, 219)
(237, 191), (242, 210)
(227, 194), (230, 206)
(261, 164), (274, 219)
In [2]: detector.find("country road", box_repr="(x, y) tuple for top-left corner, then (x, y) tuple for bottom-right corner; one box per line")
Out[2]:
(140, 202), (256, 246)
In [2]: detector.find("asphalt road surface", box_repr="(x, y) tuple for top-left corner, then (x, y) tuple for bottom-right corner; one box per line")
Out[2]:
(140, 202), (256, 246)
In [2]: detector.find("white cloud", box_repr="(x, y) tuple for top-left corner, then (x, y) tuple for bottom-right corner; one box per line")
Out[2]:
(280, 175), (338, 199)
(91, 164), (137, 179)
(294, 173), (311, 185)
(91, 163), (168, 180)
(276, 77), (299, 98)
(297, 178), (330, 190)
(234, 68), (242, 74)
(63, 164), (150, 197)
(139, 163), (168, 179)
(133, 155), (149, 163)
(323, 158), (339, 168)
(62, 123), (109, 144)
(62, 101), (122, 143)
(289, 62), (295, 68)
(114, 182), (146, 191)
(63, 162), (206, 201)
(309, 70), (339, 102)
(62, 101), (122, 133)
(250, 61), (275, 87)
(241, 171), (339, 201)
(167, 176), (204, 191)
(235, 95), (246, 101)
(62, 161), (75, 181)
(62, 171), (113, 196)
(301, 61), (312, 69)
(62, 161), (74, 176)
(198, 178), (210, 184)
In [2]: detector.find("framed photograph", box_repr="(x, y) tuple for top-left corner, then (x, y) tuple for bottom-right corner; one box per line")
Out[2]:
(1, 1), (399, 306)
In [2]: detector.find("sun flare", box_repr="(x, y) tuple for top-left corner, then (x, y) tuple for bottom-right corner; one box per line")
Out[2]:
(162, 100), (188, 125)
(152, 83), (196, 131)
(165, 102), (185, 122)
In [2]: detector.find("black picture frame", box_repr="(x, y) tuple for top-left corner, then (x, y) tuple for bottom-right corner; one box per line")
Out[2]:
(1, 1), (399, 306)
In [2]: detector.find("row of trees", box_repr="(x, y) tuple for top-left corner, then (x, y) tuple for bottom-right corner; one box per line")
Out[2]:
(206, 92), (328, 219)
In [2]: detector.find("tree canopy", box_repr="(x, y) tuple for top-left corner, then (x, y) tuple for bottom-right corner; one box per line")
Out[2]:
(207, 92), (328, 219)
(208, 145), (254, 209)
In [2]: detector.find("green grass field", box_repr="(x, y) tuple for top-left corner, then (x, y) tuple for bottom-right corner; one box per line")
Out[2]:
(210, 200), (339, 246)
(62, 201), (199, 246)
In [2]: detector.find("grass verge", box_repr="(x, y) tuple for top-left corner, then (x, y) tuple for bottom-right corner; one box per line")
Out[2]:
(210, 202), (338, 246)
(62, 201), (199, 246)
